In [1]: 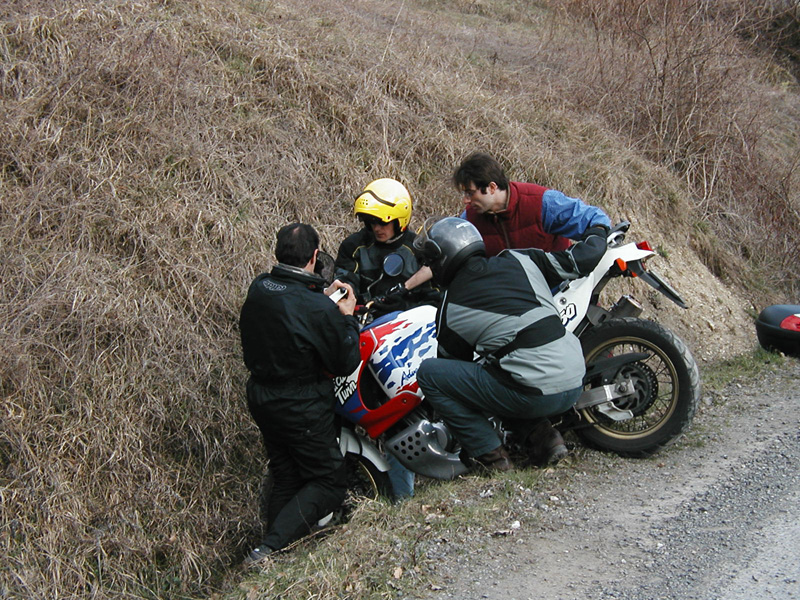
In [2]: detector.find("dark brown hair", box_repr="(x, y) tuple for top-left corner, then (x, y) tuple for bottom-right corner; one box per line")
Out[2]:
(453, 152), (509, 192)
(275, 223), (319, 267)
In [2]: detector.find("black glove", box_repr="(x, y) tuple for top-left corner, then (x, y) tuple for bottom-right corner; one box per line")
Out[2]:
(408, 287), (443, 307)
(581, 224), (610, 241)
(371, 293), (409, 313)
(572, 225), (609, 274)
(386, 282), (410, 298)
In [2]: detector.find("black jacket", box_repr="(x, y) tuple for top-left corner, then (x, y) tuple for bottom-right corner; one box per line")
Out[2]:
(334, 228), (422, 302)
(239, 264), (361, 399)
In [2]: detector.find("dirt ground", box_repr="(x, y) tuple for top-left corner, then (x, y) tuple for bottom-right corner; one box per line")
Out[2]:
(411, 358), (800, 600)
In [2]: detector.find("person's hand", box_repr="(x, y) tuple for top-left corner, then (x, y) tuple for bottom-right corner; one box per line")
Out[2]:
(385, 282), (410, 298)
(371, 292), (407, 313)
(324, 279), (344, 297)
(326, 280), (357, 316)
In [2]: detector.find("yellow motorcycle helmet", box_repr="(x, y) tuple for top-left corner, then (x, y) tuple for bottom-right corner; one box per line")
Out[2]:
(354, 178), (412, 232)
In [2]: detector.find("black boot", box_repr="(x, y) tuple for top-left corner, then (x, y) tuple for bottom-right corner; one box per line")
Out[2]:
(244, 544), (275, 565)
(475, 445), (514, 472)
(526, 418), (568, 466)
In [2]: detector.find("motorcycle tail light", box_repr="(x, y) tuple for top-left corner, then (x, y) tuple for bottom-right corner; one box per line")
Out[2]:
(636, 240), (653, 251)
(780, 314), (800, 332)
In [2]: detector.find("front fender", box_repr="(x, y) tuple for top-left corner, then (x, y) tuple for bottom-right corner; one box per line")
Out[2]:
(339, 427), (390, 472)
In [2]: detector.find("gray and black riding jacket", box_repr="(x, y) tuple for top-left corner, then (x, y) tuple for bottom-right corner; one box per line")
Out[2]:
(435, 227), (607, 396)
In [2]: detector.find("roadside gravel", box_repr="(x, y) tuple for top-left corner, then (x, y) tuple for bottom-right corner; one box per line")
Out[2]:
(412, 358), (800, 600)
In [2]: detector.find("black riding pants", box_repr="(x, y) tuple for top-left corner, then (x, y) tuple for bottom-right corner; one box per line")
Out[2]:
(247, 378), (347, 551)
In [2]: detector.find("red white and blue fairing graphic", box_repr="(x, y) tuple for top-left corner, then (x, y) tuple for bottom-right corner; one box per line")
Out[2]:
(334, 305), (438, 438)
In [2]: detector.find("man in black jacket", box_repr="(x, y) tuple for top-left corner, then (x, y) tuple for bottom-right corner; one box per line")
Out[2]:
(240, 223), (360, 562)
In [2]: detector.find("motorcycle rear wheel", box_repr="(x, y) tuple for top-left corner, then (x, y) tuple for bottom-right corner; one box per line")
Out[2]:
(259, 453), (390, 527)
(577, 317), (700, 457)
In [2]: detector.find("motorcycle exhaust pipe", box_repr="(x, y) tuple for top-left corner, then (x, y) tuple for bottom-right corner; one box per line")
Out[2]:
(386, 419), (470, 480)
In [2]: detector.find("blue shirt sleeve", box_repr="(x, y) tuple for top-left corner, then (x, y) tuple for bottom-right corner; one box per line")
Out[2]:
(540, 189), (611, 239)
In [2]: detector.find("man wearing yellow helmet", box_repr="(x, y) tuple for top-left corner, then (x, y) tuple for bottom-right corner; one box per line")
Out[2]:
(335, 178), (435, 500)
(335, 178), (434, 311)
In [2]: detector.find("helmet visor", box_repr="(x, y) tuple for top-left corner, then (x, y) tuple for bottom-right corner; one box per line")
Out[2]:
(358, 213), (385, 227)
(313, 250), (336, 285)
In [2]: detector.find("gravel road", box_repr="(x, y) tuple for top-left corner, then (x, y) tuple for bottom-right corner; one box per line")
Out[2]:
(416, 358), (800, 600)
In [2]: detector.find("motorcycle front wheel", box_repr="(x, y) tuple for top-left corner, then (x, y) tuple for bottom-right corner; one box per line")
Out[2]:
(259, 453), (391, 527)
(577, 317), (700, 457)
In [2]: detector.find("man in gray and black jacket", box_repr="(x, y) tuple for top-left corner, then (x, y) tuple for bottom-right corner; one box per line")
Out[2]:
(413, 217), (607, 471)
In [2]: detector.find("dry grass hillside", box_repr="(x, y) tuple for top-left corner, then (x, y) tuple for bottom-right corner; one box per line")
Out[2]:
(1, 0), (798, 598)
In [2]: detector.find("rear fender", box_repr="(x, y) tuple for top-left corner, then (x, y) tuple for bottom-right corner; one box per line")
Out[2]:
(625, 260), (687, 309)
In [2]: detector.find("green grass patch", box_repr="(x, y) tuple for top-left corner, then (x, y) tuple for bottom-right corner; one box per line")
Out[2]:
(701, 347), (787, 392)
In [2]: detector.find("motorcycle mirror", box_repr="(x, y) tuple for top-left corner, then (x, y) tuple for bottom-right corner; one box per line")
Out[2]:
(314, 250), (336, 285)
(382, 253), (404, 278)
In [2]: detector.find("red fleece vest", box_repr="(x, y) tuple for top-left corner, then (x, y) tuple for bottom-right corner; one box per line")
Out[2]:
(466, 181), (571, 257)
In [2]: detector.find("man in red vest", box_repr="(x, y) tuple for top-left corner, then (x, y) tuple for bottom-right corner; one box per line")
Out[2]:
(454, 152), (611, 257)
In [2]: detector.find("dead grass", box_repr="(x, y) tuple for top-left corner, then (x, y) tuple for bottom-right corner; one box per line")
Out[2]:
(233, 470), (551, 600)
(548, 0), (800, 296)
(0, 1), (797, 599)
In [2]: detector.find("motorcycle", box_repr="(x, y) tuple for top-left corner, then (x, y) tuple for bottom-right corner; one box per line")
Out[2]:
(259, 221), (701, 519)
(328, 221), (701, 498)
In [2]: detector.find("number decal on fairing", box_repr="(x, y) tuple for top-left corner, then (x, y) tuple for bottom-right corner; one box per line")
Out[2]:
(560, 303), (577, 325)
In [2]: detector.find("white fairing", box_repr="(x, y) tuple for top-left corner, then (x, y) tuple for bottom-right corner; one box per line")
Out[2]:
(555, 241), (654, 331)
